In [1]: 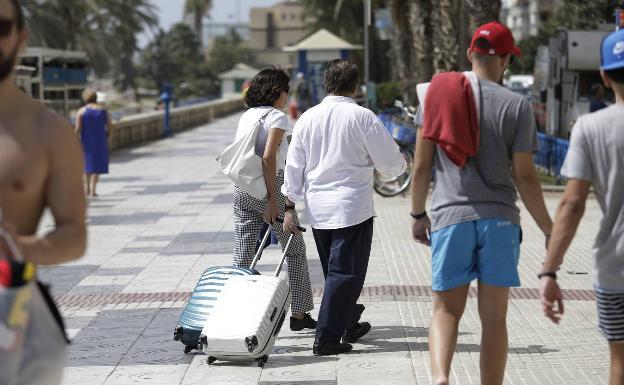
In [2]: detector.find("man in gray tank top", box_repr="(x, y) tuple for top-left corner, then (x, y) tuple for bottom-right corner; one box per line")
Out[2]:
(411, 22), (553, 385)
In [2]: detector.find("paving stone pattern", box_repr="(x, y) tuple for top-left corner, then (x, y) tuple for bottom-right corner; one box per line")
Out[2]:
(33, 113), (611, 384)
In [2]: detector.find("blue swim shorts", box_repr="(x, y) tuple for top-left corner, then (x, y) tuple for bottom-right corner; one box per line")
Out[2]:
(430, 218), (521, 291)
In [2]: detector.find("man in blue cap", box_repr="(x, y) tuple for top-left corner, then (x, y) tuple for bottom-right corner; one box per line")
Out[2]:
(540, 28), (624, 385)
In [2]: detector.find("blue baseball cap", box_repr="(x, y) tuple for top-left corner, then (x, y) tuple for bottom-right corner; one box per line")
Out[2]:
(601, 29), (624, 71)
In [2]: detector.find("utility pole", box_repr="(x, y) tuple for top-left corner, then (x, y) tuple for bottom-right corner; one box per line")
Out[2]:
(364, 0), (371, 107)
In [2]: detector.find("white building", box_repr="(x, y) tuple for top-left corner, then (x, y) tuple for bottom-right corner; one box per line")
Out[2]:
(249, 1), (313, 67)
(503, 0), (560, 41)
(219, 63), (259, 96)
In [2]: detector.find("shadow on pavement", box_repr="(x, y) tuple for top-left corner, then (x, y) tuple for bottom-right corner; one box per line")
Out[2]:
(351, 326), (560, 355)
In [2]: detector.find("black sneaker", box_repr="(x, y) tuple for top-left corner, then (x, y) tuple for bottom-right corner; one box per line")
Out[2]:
(313, 340), (353, 355)
(342, 322), (371, 343)
(290, 313), (317, 331)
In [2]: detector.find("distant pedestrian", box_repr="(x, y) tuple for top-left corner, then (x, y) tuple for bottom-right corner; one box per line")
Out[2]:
(589, 83), (608, 112)
(410, 22), (552, 385)
(231, 68), (317, 331)
(539, 29), (624, 385)
(283, 59), (406, 355)
(294, 72), (312, 115)
(75, 88), (111, 197)
(241, 79), (250, 99)
(0, 1), (87, 384)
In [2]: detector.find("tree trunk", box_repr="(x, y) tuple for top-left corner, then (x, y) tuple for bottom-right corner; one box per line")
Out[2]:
(195, 11), (203, 46)
(458, 3), (471, 70)
(465, 0), (502, 31)
(389, 0), (416, 103)
(408, 0), (433, 85)
(460, 0), (503, 70)
(431, 0), (461, 73)
(388, 0), (502, 102)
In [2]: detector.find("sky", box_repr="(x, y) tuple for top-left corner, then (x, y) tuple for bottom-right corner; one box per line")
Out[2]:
(139, 0), (279, 47)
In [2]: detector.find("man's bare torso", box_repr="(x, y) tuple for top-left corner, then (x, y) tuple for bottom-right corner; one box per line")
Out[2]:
(0, 94), (62, 235)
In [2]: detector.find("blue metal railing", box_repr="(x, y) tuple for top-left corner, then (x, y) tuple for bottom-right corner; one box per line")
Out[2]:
(377, 112), (416, 145)
(535, 132), (569, 180)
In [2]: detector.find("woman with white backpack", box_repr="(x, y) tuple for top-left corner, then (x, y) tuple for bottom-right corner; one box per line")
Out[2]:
(228, 68), (316, 331)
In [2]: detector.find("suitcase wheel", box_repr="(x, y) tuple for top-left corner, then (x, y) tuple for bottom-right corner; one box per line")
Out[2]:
(183, 345), (194, 354)
(256, 355), (268, 367)
(207, 356), (217, 365)
(245, 336), (259, 352)
(173, 326), (183, 341)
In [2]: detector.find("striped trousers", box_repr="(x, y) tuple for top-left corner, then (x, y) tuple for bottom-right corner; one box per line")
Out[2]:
(232, 172), (314, 315)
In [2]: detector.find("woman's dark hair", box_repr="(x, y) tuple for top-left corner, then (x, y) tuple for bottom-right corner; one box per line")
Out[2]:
(605, 68), (624, 85)
(245, 68), (290, 107)
(324, 59), (359, 95)
(10, 0), (25, 30)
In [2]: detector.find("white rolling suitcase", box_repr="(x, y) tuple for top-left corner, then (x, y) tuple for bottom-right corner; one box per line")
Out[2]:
(198, 225), (304, 367)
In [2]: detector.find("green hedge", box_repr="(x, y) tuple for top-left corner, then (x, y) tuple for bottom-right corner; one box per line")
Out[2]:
(376, 81), (402, 109)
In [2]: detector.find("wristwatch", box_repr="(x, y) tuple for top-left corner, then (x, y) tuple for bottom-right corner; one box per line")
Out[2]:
(285, 204), (296, 212)
(537, 271), (557, 280)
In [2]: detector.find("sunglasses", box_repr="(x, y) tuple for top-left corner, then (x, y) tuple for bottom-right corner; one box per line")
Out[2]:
(0, 18), (14, 38)
(500, 54), (516, 65)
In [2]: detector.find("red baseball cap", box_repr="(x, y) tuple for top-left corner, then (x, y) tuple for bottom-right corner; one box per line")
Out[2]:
(469, 21), (521, 57)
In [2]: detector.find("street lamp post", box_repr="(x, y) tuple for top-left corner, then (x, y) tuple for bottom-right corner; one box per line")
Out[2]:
(364, 0), (371, 107)
(160, 83), (174, 138)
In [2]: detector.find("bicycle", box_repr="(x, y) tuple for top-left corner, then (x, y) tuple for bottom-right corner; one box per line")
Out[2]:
(374, 101), (417, 197)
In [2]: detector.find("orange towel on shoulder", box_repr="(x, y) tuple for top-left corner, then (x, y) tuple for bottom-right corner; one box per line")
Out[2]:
(422, 72), (479, 168)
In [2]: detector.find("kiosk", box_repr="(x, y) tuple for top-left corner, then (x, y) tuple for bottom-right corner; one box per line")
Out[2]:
(284, 29), (362, 104)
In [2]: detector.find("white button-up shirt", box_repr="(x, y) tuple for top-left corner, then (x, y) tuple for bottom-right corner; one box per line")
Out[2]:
(282, 95), (407, 229)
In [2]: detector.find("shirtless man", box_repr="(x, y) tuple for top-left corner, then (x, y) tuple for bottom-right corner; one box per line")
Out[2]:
(0, 0), (86, 382)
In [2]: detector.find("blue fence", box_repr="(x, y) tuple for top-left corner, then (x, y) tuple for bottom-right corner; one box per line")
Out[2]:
(377, 112), (416, 145)
(42, 67), (65, 84)
(66, 68), (88, 84)
(534, 132), (569, 180)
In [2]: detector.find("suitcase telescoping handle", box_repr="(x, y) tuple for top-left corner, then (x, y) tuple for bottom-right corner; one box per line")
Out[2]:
(249, 218), (306, 277)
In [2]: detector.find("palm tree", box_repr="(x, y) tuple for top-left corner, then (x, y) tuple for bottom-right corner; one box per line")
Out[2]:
(184, 0), (212, 46)
(304, 0), (364, 41)
(387, 0), (503, 104)
(387, 0), (413, 101)
(407, 0), (433, 84)
(21, 0), (157, 86)
(102, 0), (158, 98)
(431, 0), (461, 72)
(21, 0), (113, 73)
(465, 0), (502, 31)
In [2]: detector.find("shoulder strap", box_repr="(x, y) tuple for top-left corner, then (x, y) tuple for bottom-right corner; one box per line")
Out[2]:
(258, 108), (273, 124)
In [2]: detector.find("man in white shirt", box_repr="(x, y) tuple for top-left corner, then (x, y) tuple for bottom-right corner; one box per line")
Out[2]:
(282, 59), (406, 355)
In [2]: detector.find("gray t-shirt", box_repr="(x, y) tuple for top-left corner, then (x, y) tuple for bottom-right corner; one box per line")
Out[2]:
(561, 104), (624, 293)
(416, 78), (538, 231)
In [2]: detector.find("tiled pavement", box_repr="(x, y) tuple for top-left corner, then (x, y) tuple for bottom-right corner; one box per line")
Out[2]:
(36, 112), (610, 384)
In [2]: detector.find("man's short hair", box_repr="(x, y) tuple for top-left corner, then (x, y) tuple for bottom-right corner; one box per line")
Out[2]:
(590, 83), (604, 96)
(10, 0), (25, 30)
(605, 68), (624, 85)
(82, 88), (98, 104)
(470, 38), (501, 64)
(324, 59), (359, 95)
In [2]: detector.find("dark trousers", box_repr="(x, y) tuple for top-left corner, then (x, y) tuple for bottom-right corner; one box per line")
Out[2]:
(312, 217), (374, 343)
